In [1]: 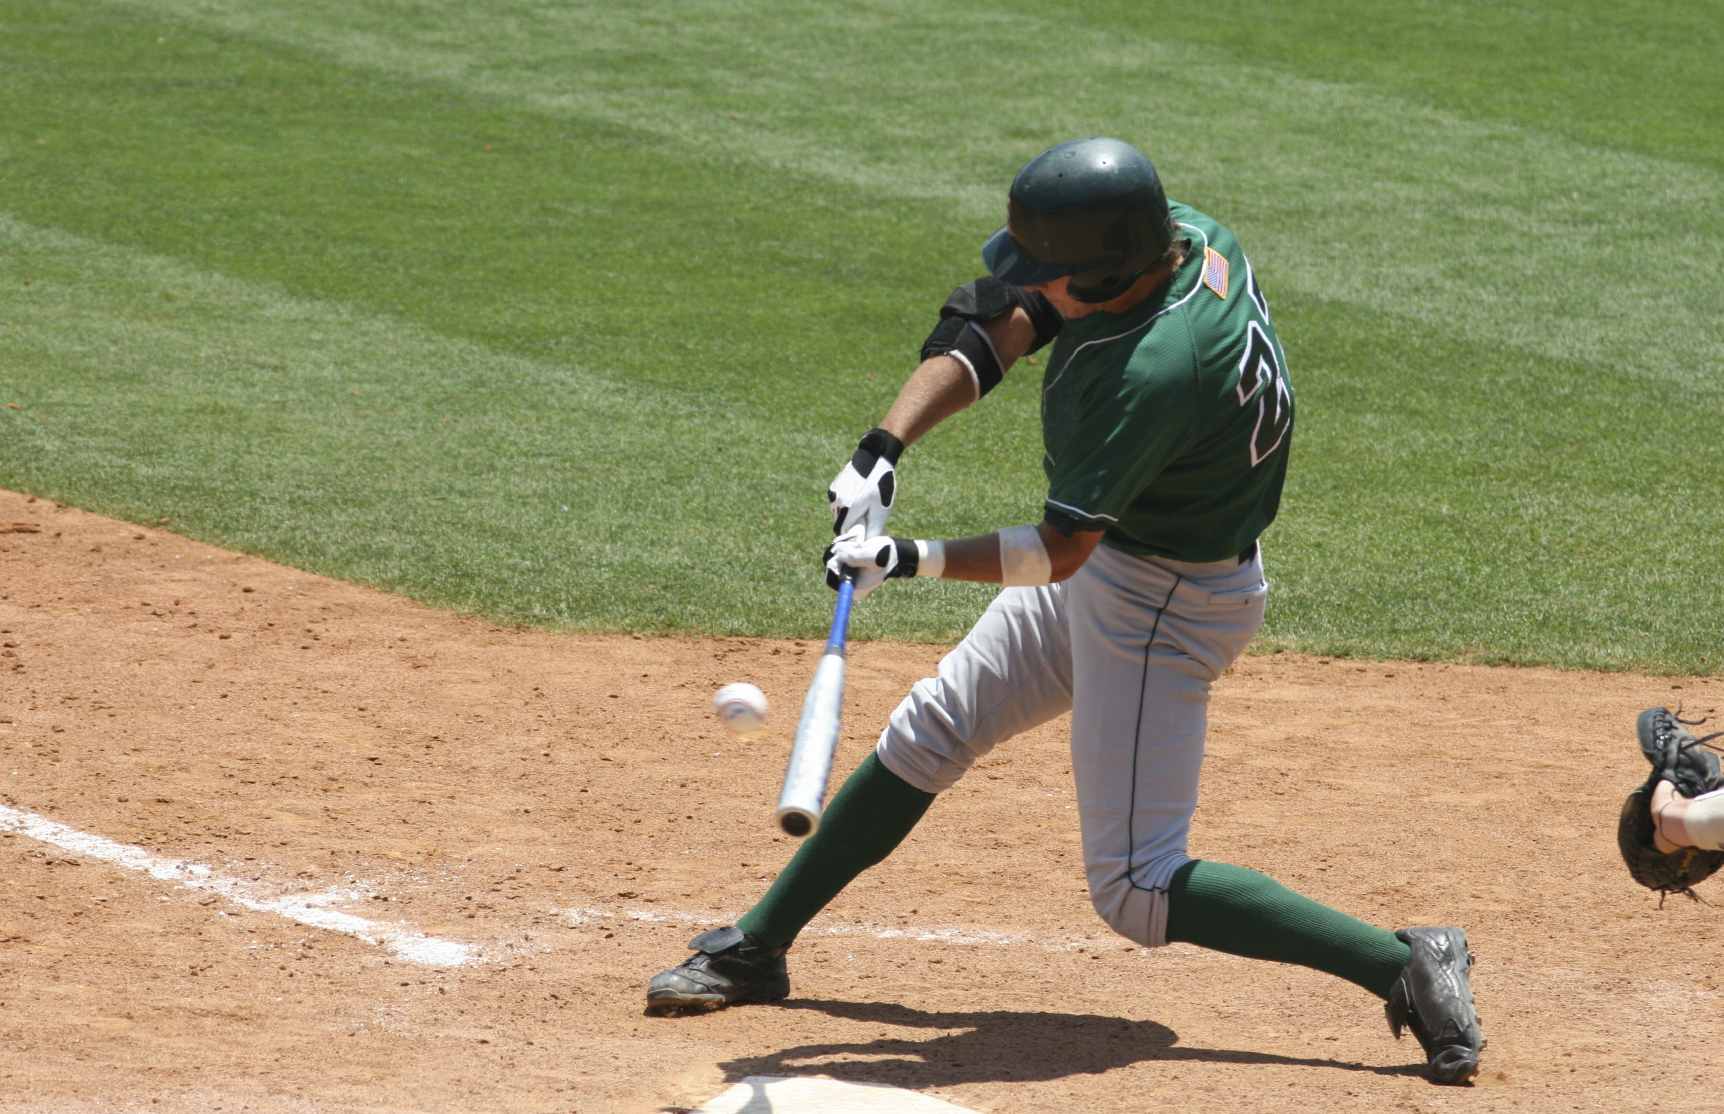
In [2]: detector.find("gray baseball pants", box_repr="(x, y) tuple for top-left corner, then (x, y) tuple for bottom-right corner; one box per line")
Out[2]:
(876, 542), (1267, 948)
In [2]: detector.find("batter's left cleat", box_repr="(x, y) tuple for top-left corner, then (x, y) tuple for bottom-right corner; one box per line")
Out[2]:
(1386, 926), (1482, 1085)
(645, 926), (789, 1016)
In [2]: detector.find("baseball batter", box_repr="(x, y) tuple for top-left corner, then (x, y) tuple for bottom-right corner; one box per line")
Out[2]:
(647, 138), (1484, 1084)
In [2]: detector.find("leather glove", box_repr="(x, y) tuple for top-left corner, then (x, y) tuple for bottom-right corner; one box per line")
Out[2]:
(828, 428), (904, 538)
(823, 528), (920, 602)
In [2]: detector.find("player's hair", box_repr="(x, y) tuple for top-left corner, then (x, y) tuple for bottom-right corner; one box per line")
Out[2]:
(1161, 235), (1191, 274)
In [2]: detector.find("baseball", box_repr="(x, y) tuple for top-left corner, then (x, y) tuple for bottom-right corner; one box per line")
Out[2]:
(713, 682), (769, 735)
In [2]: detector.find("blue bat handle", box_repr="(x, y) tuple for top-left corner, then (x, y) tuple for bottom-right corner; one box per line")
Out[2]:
(826, 569), (856, 651)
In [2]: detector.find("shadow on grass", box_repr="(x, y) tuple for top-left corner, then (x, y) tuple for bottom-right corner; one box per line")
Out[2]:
(712, 998), (1429, 1088)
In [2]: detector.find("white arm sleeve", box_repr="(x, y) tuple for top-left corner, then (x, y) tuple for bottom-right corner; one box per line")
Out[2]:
(997, 525), (1053, 587)
(1685, 788), (1724, 851)
(914, 539), (946, 579)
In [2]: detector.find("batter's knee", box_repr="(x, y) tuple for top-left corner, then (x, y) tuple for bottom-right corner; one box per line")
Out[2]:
(1088, 881), (1171, 949)
(875, 609), (1073, 794)
(1087, 853), (1192, 948)
(874, 676), (979, 794)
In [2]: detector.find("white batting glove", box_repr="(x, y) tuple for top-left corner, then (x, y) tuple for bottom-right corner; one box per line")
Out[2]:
(823, 528), (922, 601)
(828, 428), (904, 538)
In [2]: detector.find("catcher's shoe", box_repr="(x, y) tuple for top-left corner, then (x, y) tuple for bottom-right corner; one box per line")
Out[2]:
(1637, 707), (1724, 799)
(1386, 926), (1482, 1085)
(645, 926), (789, 1015)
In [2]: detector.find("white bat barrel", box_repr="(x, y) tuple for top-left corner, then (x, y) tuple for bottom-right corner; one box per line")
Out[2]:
(775, 647), (846, 837)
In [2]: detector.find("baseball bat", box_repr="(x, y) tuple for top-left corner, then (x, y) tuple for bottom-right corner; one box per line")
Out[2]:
(774, 571), (856, 837)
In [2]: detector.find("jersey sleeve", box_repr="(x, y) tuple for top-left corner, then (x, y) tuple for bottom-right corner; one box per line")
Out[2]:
(1042, 352), (1204, 532)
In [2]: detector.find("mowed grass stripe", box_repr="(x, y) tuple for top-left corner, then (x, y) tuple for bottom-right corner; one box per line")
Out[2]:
(7, 211), (1715, 666)
(1266, 291), (1723, 671)
(2, 2), (1719, 669)
(0, 4), (1048, 640)
(110, 0), (1724, 392)
(0, 211), (1019, 636)
(1039, 0), (1724, 173)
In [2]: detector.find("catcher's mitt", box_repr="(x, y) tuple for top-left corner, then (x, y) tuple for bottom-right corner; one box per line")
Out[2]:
(1638, 706), (1724, 797)
(1617, 782), (1724, 902)
(1619, 707), (1724, 903)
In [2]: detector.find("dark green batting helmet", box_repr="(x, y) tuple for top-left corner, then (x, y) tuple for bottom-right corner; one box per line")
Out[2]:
(981, 137), (1177, 303)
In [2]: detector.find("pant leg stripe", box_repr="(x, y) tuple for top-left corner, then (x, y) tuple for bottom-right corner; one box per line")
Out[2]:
(1122, 575), (1180, 882)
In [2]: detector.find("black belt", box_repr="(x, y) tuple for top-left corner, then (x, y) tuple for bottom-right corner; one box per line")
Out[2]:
(1237, 540), (1259, 566)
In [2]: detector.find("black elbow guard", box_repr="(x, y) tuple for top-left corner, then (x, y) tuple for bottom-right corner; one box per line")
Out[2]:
(1013, 288), (1065, 355)
(940, 275), (1018, 322)
(921, 315), (1005, 397)
(920, 278), (1066, 397)
(941, 278), (1064, 354)
(944, 277), (1061, 351)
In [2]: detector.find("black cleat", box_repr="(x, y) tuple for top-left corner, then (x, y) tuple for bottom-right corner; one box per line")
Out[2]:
(1386, 926), (1482, 1085)
(1637, 707), (1724, 799)
(645, 926), (789, 1015)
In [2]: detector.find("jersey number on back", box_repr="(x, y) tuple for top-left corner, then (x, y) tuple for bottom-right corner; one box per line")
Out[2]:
(1235, 320), (1291, 467)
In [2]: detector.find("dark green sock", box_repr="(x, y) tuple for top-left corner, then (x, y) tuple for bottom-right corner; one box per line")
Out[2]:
(736, 752), (935, 948)
(1165, 860), (1412, 1000)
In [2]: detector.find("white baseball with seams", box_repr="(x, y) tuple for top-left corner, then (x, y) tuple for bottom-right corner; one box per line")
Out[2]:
(714, 682), (770, 735)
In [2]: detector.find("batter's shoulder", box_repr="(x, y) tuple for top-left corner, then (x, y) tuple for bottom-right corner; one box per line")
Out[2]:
(1159, 203), (1280, 394)
(1170, 207), (1250, 300)
(1168, 201), (1243, 254)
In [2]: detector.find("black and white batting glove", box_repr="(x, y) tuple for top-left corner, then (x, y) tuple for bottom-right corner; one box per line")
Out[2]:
(828, 428), (904, 538)
(823, 529), (921, 602)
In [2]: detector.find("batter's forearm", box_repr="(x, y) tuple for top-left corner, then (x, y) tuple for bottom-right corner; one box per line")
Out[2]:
(930, 521), (1103, 584)
(930, 532), (1004, 583)
(877, 355), (979, 447)
(879, 308), (1038, 447)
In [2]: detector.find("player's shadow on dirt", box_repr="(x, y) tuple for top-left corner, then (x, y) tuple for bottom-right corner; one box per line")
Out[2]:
(716, 1000), (1426, 1088)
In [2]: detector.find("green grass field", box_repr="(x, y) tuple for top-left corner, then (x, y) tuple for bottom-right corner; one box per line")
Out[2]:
(1, 0), (1719, 670)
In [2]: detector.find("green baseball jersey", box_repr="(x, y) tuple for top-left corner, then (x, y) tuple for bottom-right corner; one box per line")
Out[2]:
(1039, 201), (1293, 563)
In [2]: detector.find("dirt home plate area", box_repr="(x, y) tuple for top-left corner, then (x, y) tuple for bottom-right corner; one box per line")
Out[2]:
(1, 486), (1719, 1114)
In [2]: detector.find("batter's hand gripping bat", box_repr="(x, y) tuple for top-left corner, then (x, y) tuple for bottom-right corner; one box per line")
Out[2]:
(775, 571), (856, 837)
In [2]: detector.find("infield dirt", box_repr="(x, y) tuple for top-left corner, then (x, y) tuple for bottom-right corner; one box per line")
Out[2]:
(1, 487), (1719, 1114)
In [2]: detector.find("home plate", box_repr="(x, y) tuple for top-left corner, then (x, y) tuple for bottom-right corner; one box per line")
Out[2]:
(689, 1076), (980, 1114)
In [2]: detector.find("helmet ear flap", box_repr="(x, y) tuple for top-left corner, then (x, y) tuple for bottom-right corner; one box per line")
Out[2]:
(1066, 268), (1145, 304)
(1067, 221), (1172, 304)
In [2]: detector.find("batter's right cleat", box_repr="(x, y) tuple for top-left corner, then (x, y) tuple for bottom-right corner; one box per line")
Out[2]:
(1386, 926), (1482, 1085)
(1637, 707), (1724, 799)
(645, 926), (789, 1015)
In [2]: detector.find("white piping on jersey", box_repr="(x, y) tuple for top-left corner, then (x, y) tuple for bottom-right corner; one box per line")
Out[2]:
(1045, 497), (1119, 524)
(1040, 223), (1213, 406)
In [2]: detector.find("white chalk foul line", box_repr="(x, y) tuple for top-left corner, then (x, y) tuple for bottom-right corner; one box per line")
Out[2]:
(0, 804), (474, 967)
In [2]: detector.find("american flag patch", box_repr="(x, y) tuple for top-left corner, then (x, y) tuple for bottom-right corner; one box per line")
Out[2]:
(1203, 247), (1230, 299)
